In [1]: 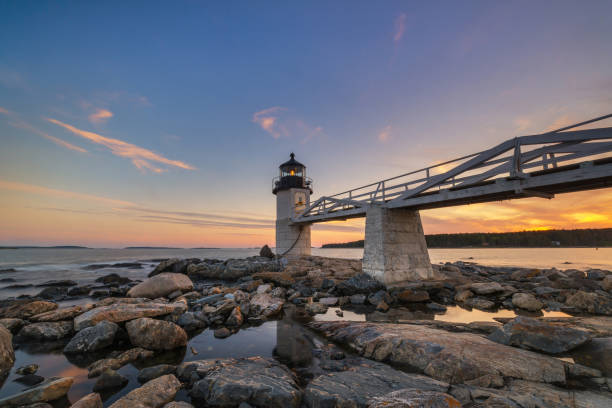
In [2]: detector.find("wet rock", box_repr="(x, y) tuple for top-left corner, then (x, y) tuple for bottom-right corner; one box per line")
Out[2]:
(88, 347), (154, 377)
(68, 286), (92, 297)
(397, 289), (430, 303)
(126, 318), (187, 350)
(304, 359), (448, 408)
(572, 337), (612, 376)
(17, 321), (73, 341)
(249, 293), (284, 318)
(511, 293), (544, 311)
(565, 290), (612, 315)
(305, 302), (328, 315)
(30, 305), (88, 322)
(0, 300), (58, 319)
(337, 273), (383, 295)
(259, 245), (275, 258)
(186, 357), (301, 408)
(95, 273), (132, 285)
(0, 318), (24, 333)
(127, 273), (193, 299)
(16, 364), (38, 375)
(137, 364), (176, 383)
(465, 297), (495, 310)
(108, 374), (181, 408)
(71, 393), (102, 408)
(163, 402), (193, 408)
(0, 377), (73, 407)
(74, 301), (187, 331)
(0, 325), (15, 380)
(368, 389), (461, 408)
(225, 306), (244, 327)
(309, 321), (571, 384)
(367, 290), (392, 306)
(93, 369), (129, 391)
(488, 316), (592, 354)
(470, 282), (504, 295)
(214, 327), (231, 338)
(36, 286), (68, 300)
(64, 321), (118, 354)
(350, 294), (366, 305)
(14, 374), (45, 386)
(177, 312), (207, 331)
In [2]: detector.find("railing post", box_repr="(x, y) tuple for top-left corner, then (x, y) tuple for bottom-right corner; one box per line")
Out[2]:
(511, 138), (522, 178)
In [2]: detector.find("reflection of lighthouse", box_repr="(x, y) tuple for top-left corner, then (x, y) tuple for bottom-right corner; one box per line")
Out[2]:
(274, 311), (314, 367)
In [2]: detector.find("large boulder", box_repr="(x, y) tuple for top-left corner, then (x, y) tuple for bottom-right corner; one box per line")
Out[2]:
(0, 300), (58, 319)
(0, 318), (25, 333)
(0, 325), (15, 380)
(565, 291), (612, 315)
(249, 293), (284, 318)
(304, 359), (448, 408)
(64, 321), (118, 354)
(511, 293), (544, 311)
(182, 357), (301, 408)
(127, 273), (193, 299)
(0, 377), (73, 407)
(368, 389), (461, 408)
(17, 321), (73, 341)
(74, 301), (187, 331)
(126, 318), (187, 350)
(108, 374), (181, 408)
(260, 244), (275, 258)
(488, 316), (592, 354)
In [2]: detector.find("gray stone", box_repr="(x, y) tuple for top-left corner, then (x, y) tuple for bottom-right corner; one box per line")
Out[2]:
(128, 273), (193, 299)
(249, 293), (284, 318)
(17, 321), (73, 341)
(465, 297), (496, 310)
(337, 273), (384, 295)
(488, 316), (592, 354)
(0, 377), (73, 407)
(319, 297), (339, 306)
(185, 357), (301, 408)
(64, 321), (118, 354)
(368, 389), (461, 408)
(304, 359), (448, 408)
(138, 364), (176, 383)
(108, 374), (181, 408)
(512, 293), (544, 311)
(367, 290), (392, 306)
(471, 282), (504, 295)
(126, 318), (187, 350)
(350, 294), (367, 305)
(74, 302), (187, 331)
(177, 312), (207, 331)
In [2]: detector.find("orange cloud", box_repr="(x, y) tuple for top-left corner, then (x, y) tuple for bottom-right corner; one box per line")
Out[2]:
(9, 120), (87, 153)
(47, 118), (195, 172)
(393, 13), (407, 43)
(378, 125), (392, 142)
(253, 107), (287, 139)
(88, 108), (113, 123)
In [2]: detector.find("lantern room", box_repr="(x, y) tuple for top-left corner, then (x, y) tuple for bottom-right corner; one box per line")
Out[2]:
(272, 153), (313, 194)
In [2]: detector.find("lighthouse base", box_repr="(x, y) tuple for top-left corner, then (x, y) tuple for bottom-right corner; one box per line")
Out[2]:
(362, 205), (435, 287)
(276, 219), (311, 259)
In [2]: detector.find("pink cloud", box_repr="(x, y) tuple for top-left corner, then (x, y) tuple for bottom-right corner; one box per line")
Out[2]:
(88, 108), (113, 124)
(252, 106), (288, 139)
(10, 120), (88, 153)
(378, 125), (392, 142)
(394, 13), (407, 43)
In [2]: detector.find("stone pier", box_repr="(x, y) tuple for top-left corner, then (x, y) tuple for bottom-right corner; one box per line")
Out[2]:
(362, 205), (435, 286)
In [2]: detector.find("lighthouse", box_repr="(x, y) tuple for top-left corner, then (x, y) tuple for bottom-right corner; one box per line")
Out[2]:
(272, 153), (312, 258)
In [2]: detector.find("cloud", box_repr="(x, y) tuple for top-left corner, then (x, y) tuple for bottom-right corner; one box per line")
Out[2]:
(378, 125), (392, 142)
(393, 13), (407, 43)
(0, 107), (9, 115)
(252, 107), (288, 139)
(88, 108), (113, 124)
(47, 118), (195, 172)
(9, 120), (88, 153)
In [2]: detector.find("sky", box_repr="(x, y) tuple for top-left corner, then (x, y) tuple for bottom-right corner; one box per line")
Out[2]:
(1, 0), (611, 248)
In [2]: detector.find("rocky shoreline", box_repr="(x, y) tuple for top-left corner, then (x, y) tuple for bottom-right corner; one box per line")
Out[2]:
(1, 248), (611, 407)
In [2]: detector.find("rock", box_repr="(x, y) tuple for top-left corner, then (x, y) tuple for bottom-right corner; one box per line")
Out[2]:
(488, 316), (592, 354)
(376, 300), (390, 312)
(137, 364), (176, 383)
(0, 301), (58, 319)
(350, 294), (366, 305)
(128, 273), (193, 299)
(506, 379), (612, 408)
(256, 284), (272, 294)
(471, 282), (504, 295)
(304, 359), (448, 408)
(305, 303), (328, 315)
(0, 325), (15, 380)
(572, 337), (612, 376)
(74, 301), (187, 331)
(251, 271), (295, 287)
(397, 289), (430, 303)
(0, 318), (24, 333)
(337, 273), (383, 295)
(108, 374), (181, 408)
(16, 364), (38, 375)
(14, 374), (45, 386)
(177, 312), (207, 331)
(149, 258), (189, 277)
(64, 321), (118, 354)
(566, 290), (612, 315)
(511, 293), (544, 311)
(368, 389), (462, 408)
(260, 245), (275, 258)
(88, 347), (154, 378)
(214, 327), (231, 338)
(249, 293), (284, 318)
(93, 369), (129, 391)
(309, 321), (571, 384)
(163, 403), (193, 408)
(186, 357), (301, 408)
(71, 393), (102, 408)
(319, 297), (339, 306)
(36, 286), (68, 300)
(17, 321), (73, 341)
(37, 279), (77, 287)
(602, 275), (612, 291)
(0, 377), (73, 407)
(225, 306), (244, 327)
(367, 291), (392, 306)
(30, 305), (87, 322)
(95, 273), (132, 285)
(126, 318), (187, 350)
(465, 297), (496, 310)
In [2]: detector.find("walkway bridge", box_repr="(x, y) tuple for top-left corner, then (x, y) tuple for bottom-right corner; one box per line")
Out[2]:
(293, 114), (612, 225)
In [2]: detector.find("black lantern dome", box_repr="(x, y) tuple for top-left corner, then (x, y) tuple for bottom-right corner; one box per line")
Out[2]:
(273, 153), (313, 194)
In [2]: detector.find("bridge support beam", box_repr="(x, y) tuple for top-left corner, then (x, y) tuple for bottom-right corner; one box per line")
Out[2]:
(363, 205), (435, 286)
(276, 219), (311, 259)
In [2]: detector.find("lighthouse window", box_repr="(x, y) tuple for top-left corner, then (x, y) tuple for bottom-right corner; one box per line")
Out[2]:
(290, 169), (295, 176)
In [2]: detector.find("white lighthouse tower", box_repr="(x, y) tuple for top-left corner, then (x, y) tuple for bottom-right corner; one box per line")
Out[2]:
(272, 153), (312, 258)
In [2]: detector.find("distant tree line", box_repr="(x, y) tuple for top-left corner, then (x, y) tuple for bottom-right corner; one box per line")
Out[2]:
(321, 228), (612, 248)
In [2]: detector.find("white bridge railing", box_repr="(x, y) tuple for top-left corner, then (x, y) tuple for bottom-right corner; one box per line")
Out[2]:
(294, 114), (612, 223)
